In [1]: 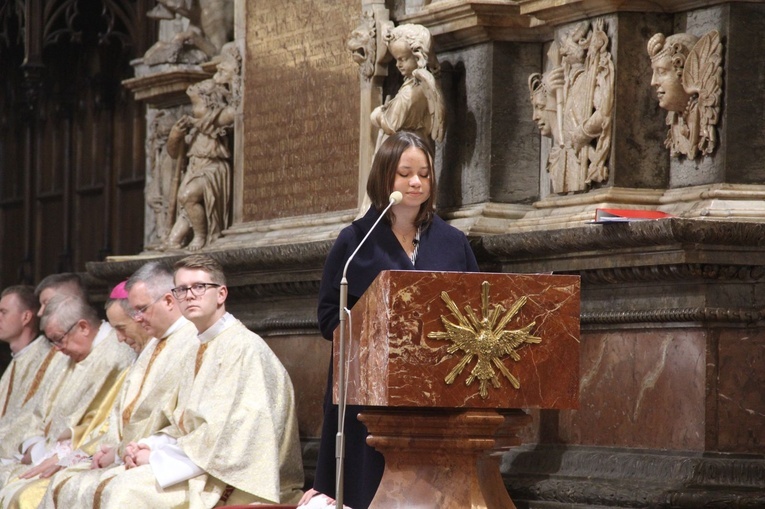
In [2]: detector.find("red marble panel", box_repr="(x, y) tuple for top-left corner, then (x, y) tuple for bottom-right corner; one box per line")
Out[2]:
(558, 328), (707, 450)
(716, 329), (765, 453)
(334, 270), (580, 409)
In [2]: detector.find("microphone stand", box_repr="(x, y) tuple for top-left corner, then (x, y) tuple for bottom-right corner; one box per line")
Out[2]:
(336, 192), (401, 509)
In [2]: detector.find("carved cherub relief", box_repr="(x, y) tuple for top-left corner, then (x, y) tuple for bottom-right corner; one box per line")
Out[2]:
(647, 30), (723, 159)
(160, 43), (240, 251)
(370, 23), (445, 153)
(530, 20), (615, 194)
(144, 0), (234, 65)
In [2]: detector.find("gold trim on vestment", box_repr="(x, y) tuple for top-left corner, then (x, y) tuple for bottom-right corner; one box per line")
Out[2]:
(22, 348), (58, 405)
(92, 474), (116, 509)
(122, 339), (168, 427)
(1, 362), (16, 417)
(52, 474), (74, 507)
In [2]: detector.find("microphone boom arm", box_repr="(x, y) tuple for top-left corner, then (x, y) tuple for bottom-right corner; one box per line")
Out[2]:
(335, 191), (402, 508)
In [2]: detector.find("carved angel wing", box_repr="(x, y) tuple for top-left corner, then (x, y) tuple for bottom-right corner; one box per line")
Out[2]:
(414, 69), (446, 143)
(682, 30), (723, 157)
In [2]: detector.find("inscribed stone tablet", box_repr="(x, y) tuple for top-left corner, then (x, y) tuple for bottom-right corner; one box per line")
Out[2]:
(243, 1), (360, 221)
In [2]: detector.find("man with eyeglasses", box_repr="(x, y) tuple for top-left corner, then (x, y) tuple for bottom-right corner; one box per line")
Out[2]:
(0, 294), (134, 486)
(0, 276), (92, 460)
(25, 261), (199, 509)
(96, 254), (304, 508)
(0, 282), (151, 505)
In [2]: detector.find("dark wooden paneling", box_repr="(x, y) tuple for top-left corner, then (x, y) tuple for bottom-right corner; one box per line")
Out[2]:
(0, 0), (155, 289)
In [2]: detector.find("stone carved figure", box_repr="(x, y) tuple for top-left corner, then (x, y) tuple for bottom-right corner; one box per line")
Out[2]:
(534, 20), (614, 194)
(161, 43), (240, 251)
(647, 30), (723, 159)
(144, 0), (234, 66)
(370, 23), (445, 152)
(528, 73), (561, 146)
(347, 11), (378, 81)
(145, 110), (184, 247)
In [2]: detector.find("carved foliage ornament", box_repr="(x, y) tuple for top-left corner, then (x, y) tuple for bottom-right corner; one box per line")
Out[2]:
(427, 281), (541, 399)
(647, 30), (723, 159)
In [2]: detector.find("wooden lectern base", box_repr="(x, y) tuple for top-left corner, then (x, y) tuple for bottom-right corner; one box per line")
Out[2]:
(358, 408), (531, 509)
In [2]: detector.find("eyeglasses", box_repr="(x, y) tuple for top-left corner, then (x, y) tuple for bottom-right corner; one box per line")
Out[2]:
(46, 321), (78, 346)
(171, 283), (221, 301)
(129, 294), (165, 320)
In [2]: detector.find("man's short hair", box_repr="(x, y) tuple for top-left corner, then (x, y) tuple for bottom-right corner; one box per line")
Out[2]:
(125, 261), (175, 300)
(41, 294), (98, 331)
(1, 285), (40, 315)
(35, 273), (88, 301)
(173, 255), (227, 285)
(104, 297), (134, 315)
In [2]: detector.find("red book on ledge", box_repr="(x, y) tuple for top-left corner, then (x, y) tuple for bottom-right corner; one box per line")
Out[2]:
(593, 208), (673, 223)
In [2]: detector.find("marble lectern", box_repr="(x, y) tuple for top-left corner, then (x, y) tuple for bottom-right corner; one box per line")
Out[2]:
(334, 270), (580, 508)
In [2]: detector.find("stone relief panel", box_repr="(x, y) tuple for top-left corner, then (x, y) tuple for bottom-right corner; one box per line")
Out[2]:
(158, 43), (241, 251)
(647, 30), (723, 160)
(144, 0), (234, 65)
(370, 23), (445, 153)
(529, 20), (614, 195)
(144, 107), (188, 250)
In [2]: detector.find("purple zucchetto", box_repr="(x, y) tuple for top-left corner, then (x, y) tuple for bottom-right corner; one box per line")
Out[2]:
(109, 281), (129, 300)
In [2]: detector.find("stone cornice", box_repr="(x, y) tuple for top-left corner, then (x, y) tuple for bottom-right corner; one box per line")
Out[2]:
(578, 263), (765, 284)
(582, 307), (765, 325)
(516, 0), (752, 26)
(122, 66), (211, 108)
(475, 218), (765, 265)
(398, 0), (552, 50)
(86, 240), (334, 282)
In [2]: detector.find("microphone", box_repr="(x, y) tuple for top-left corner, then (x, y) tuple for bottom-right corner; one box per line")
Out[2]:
(335, 190), (401, 508)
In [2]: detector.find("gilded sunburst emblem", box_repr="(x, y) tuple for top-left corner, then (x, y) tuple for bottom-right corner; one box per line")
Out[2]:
(427, 281), (541, 399)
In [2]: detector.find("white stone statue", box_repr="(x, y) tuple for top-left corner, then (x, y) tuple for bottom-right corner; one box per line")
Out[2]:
(161, 44), (240, 251)
(534, 20), (615, 194)
(144, 0), (234, 65)
(370, 23), (445, 152)
(647, 30), (723, 159)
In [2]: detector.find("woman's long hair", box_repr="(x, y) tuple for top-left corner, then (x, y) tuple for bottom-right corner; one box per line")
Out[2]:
(366, 131), (436, 229)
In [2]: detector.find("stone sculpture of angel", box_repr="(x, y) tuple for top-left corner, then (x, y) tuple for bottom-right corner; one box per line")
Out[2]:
(370, 23), (445, 153)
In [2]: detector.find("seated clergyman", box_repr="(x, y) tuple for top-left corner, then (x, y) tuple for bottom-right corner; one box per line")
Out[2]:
(0, 294), (134, 486)
(89, 255), (304, 507)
